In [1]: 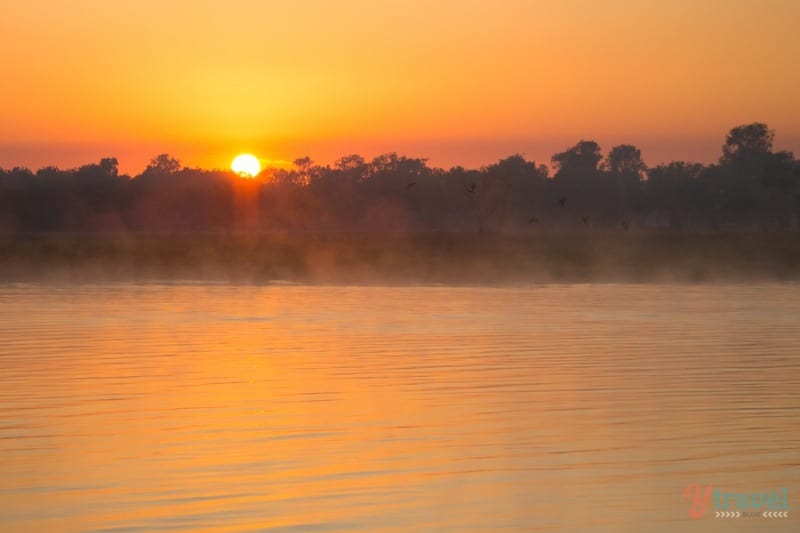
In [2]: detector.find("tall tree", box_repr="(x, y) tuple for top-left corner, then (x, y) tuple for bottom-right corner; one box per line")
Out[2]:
(721, 123), (774, 163)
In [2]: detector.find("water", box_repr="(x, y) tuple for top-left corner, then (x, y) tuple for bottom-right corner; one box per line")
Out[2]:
(1, 283), (798, 531)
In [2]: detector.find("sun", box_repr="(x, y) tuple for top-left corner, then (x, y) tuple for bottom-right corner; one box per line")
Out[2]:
(231, 154), (261, 177)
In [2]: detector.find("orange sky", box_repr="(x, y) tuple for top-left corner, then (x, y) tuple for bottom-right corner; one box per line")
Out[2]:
(1, 0), (798, 174)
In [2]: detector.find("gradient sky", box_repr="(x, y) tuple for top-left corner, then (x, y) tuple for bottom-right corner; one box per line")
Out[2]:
(1, 0), (798, 174)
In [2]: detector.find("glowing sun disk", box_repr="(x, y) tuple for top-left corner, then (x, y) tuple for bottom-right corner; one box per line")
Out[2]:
(232, 154), (261, 177)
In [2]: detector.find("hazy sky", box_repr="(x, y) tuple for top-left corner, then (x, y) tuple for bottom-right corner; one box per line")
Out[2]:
(1, 0), (798, 173)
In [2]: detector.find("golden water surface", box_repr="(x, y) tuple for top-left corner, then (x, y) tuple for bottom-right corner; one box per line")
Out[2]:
(1, 284), (798, 532)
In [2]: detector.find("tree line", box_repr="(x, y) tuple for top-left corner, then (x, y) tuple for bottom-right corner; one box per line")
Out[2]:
(1, 123), (798, 233)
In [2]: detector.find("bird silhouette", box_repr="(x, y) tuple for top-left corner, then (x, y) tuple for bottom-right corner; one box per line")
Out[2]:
(406, 182), (417, 189)
(528, 216), (540, 224)
(581, 215), (590, 225)
(466, 182), (476, 194)
(558, 197), (567, 208)
(621, 220), (630, 231)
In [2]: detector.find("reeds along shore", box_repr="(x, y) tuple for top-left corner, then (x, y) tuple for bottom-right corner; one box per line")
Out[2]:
(1, 231), (799, 284)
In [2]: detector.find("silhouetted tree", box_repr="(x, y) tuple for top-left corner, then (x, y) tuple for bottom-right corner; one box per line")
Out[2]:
(551, 141), (610, 223)
(606, 145), (646, 221)
(721, 123), (774, 163)
(144, 154), (181, 176)
(99, 157), (119, 177)
(714, 123), (783, 227)
(479, 155), (548, 231)
(646, 162), (708, 229)
(552, 141), (603, 180)
(607, 145), (646, 177)
(0, 124), (797, 234)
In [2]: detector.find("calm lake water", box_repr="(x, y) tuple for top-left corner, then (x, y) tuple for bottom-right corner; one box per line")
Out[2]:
(1, 284), (798, 532)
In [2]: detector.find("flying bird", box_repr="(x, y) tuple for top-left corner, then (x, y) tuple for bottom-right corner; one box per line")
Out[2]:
(621, 220), (630, 231)
(558, 197), (567, 208)
(528, 216), (540, 224)
(406, 182), (417, 189)
(581, 215), (590, 225)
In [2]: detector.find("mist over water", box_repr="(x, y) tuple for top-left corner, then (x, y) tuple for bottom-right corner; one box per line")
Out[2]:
(1, 283), (798, 531)
(3, 232), (800, 285)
